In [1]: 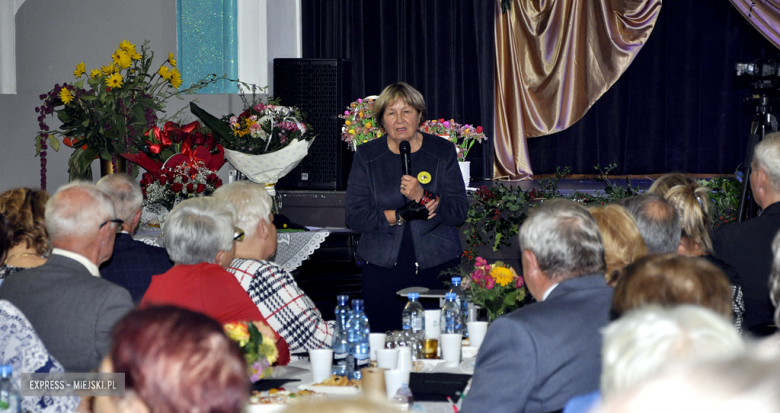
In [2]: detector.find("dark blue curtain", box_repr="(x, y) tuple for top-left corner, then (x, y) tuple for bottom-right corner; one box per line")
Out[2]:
(301, 0), (495, 179)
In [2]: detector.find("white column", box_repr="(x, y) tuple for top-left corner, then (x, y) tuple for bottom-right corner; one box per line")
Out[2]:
(237, 0), (268, 89)
(0, 0), (25, 94)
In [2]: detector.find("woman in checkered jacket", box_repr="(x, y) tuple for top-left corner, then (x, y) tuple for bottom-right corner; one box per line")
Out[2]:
(214, 181), (335, 353)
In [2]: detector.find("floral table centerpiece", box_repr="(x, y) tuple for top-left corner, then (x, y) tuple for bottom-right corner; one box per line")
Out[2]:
(189, 85), (315, 196)
(224, 321), (279, 382)
(33, 39), (219, 187)
(461, 257), (526, 322)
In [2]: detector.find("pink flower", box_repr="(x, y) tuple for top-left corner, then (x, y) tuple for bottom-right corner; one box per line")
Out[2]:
(484, 277), (495, 290)
(515, 276), (525, 288)
(253, 103), (266, 112)
(475, 257), (487, 267)
(484, 265), (492, 273)
(462, 277), (472, 289)
(358, 98), (363, 103)
(229, 116), (238, 126)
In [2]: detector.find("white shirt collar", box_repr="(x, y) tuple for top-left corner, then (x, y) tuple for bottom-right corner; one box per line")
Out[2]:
(542, 283), (560, 301)
(52, 248), (101, 277)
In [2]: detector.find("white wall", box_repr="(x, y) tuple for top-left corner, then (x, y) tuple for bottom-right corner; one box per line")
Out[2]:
(0, 0), (300, 193)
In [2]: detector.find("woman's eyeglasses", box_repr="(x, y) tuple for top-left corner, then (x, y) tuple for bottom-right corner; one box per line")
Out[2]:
(233, 227), (245, 242)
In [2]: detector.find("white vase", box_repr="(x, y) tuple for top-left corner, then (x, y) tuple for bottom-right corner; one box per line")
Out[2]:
(459, 161), (471, 189)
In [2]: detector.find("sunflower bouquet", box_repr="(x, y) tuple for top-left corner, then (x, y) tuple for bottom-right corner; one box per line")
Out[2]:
(461, 257), (526, 321)
(224, 321), (279, 382)
(33, 39), (219, 183)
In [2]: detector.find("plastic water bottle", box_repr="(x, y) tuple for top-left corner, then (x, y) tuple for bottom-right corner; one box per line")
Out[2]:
(0, 365), (20, 413)
(441, 292), (463, 334)
(346, 299), (370, 380)
(331, 295), (351, 376)
(450, 277), (469, 338)
(401, 293), (425, 340)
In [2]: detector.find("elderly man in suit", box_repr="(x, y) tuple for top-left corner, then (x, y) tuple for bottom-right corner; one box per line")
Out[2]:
(97, 173), (172, 302)
(619, 194), (681, 254)
(461, 199), (613, 413)
(0, 182), (133, 372)
(712, 132), (780, 337)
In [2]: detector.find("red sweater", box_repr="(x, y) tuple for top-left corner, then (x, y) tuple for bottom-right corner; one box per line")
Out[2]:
(141, 262), (290, 365)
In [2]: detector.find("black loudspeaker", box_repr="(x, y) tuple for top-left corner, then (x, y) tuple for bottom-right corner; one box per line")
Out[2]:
(273, 59), (353, 190)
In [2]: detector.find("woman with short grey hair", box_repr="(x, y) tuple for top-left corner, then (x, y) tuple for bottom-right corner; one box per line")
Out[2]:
(141, 197), (291, 365)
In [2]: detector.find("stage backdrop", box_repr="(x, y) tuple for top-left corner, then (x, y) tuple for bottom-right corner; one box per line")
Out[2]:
(527, 0), (780, 175)
(301, 0), (495, 180)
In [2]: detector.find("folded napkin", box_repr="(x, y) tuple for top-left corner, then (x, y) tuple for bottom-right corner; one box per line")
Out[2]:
(409, 372), (471, 402)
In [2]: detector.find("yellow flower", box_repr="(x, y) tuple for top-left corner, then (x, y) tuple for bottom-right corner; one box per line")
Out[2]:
(170, 68), (182, 89)
(106, 73), (123, 88)
(491, 266), (515, 287)
(158, 65), (171, 80)
(118, 39), (136, 53)
(257, 337), (279, 365)
(59, 88), (74, 104)
(90, 68), (102, 79)
(349, 129), (355, 135)
(113, 50), (132, 69)
(168, 52), (177, 67)
(224, 323), (251, 346)
(101, 64), (117, 75)
(366, 121), (372, 128)
(73, 62), (86, 78)
(345, 120), (351, 126)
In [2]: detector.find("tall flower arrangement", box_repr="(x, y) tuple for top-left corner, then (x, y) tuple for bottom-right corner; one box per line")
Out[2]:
(33, 39), (219, 185)
(338, 96), (382, 150)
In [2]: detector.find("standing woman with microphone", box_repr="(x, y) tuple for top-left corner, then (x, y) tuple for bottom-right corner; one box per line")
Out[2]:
(346, 82), (469, 332)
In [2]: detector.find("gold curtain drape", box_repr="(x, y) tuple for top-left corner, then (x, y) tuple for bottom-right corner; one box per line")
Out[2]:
(494, 0), (662, 179)
(729, 0), (780, 50)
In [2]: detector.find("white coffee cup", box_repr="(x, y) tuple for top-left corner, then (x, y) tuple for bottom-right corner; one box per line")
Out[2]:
(396, 346), (413, 371)
(384, 369), (411, 400)
(376, 348), (399, 370)
(440, 333), (462, 366)
(369, 333), (386, 361)
(424, 309), (442, 339)
(467, 321), (489, 349)
(309, 349), (334, 383)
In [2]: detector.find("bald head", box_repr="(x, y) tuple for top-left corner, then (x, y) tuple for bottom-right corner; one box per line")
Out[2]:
(46, 182), (116, 244)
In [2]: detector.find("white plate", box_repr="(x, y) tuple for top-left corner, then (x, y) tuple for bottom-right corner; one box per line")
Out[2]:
(298, 382), (361, 395)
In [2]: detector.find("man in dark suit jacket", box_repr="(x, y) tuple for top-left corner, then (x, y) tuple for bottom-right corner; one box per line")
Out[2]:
(712, 132), (780, 336)
(461, 199), (613, 413)
(97, 173), (172, 303)
(0, 182), (134, 372)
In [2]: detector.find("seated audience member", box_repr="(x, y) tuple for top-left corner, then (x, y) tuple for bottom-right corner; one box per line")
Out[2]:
(564, 305), (744, 413)
(0, 188), (50, 280)
(0, 213), (10, 263)
(213, 181), (334, 352)
(588, 204), (648, 286)
(764, 231), (780, 347)
(461, 199), (613, 413)
(596, 351), (780, 413)
(141, 197), (290, 365)
(612, 254), (733, 320)
(619, 194), (681, 254)
(712, 132), (780, 337)
(648, 173), (745, 330)
(0, 299), (81, 412)
(97, 173), (172, 303)
(0, 182), (133, 372)
(98, 306), (249, 413)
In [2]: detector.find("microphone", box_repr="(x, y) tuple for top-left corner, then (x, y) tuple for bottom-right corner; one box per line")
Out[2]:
(399, 141), (412, 176)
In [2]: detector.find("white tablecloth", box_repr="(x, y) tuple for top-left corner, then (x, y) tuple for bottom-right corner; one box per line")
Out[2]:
(135, 229), (330, 273)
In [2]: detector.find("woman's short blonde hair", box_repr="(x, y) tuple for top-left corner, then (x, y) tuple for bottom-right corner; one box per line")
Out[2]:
(371, 82), (427, 129)
(589, 204), (648, 286)
(649, 173), (714, 255)
(0, 188), (50, 256)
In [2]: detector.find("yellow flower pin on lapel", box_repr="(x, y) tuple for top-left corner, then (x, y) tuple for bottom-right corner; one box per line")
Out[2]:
(417, 171), (432, 184)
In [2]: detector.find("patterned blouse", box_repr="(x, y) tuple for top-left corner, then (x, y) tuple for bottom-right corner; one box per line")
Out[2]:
(229, 259), (334, 352)
(0, 264), (25, 280)
(0, 300), (80, 413)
